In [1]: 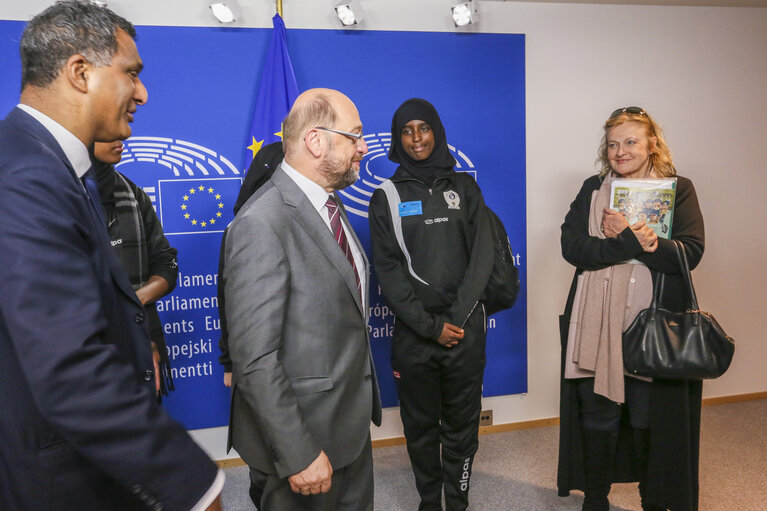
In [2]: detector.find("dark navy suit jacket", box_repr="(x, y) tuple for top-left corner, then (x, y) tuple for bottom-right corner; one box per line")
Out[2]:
(0, 107), (217, 510)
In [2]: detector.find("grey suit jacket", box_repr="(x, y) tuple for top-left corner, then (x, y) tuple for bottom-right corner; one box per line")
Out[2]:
(224, 166), (382, 479)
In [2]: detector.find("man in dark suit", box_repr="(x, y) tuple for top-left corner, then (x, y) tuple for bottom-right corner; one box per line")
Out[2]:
(0, 2), (222, 509)
(224, 88), (382, 510)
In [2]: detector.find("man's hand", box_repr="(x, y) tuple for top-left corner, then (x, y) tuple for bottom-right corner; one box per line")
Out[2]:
(288, 451), (333, 496)
(223, 372), (232, 387)
(134, 275), (170, 306)
(205, 495), (223, 511)
(152, 345), (161, 394)
(436, 322), (464, 348)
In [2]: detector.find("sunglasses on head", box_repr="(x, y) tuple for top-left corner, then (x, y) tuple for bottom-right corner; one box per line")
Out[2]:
(610, 106), (647, 118)
(610, 106), (647, 119)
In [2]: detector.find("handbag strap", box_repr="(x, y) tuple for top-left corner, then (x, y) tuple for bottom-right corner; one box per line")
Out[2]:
(645, 241), (698, 319)
(649, 270), (664, 317)
(671, 239), (699, 311)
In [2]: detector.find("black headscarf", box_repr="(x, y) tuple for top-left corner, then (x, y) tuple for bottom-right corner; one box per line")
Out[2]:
(234, 141), (284, 215)
(388, 98), (455, 186)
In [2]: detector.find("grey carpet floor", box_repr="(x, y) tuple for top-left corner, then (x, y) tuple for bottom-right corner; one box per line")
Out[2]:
(221, 399), (767, 510)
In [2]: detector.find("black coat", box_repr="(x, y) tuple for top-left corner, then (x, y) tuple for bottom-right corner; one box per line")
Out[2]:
(557, 174), (705, 511)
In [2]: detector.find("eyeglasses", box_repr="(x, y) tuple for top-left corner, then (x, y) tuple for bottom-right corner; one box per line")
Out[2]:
(610, 106), (647, 118)
(315, 126), (365, 144)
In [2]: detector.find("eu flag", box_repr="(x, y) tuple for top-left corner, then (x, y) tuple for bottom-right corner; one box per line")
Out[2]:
(245, 14), (299, 167)
(158, 178), (242, 235)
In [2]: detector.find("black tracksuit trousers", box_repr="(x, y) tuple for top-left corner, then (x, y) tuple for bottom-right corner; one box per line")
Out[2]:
(392, 306), (487, 511)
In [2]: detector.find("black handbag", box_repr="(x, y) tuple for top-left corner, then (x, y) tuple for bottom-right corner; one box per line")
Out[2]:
(622, 240), (735, 380)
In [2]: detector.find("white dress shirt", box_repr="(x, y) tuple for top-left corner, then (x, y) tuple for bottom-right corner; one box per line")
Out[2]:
(281, 159), (367, 310)
(17, 104), (91, 177)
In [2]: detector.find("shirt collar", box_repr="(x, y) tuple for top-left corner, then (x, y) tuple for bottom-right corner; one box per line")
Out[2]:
(17, 104), (91, 178)
(280, 159), (334, 215)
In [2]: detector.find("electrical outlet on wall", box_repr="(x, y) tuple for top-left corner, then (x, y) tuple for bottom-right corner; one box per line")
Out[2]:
(479, 410), (493, 426)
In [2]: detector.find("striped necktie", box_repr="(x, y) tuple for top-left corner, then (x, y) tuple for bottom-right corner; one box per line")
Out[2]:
(325, 195), (361, 300)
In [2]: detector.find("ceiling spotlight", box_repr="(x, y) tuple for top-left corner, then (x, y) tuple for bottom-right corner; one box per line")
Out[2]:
(451, 1), (478, 27)
(335, 0), (365, 27)
(209, 1), (242, 23)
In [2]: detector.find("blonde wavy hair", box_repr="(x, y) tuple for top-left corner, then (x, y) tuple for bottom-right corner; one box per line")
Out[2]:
(597, 108), (676, 178)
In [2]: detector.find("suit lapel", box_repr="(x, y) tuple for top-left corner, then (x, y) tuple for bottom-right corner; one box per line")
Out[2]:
(272, 168), (365, 315)
(7, 108), (143, 308)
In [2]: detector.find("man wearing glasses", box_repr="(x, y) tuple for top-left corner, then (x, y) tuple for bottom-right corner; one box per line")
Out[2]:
(223, 88), (381, 511)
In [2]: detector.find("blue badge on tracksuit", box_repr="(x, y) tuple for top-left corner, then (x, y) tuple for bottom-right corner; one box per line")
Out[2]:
(398, 201), (423, 217)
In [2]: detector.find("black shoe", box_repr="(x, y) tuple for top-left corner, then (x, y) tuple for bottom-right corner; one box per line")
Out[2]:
(581, 428), (614, 511)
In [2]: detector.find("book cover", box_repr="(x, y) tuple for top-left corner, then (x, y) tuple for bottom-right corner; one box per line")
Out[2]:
(610, 177), (677, 239)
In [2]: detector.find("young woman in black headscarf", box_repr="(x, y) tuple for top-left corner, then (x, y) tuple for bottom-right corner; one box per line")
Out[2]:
(368, 98), (493, 511)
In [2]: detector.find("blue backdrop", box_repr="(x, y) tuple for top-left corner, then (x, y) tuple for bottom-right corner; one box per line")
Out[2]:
(0, 21), (527, 431)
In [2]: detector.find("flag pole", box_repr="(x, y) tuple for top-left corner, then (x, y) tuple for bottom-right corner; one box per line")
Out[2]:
(244, 3), (298, 167)
(276, 0), (283, 17)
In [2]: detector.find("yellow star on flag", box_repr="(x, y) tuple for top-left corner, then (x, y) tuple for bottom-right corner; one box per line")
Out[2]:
(274, 130), (284, 140)
(189, 188), (195, 194)
(184, 213), (190, 219)
(181, 204), (187, 210)
(215, 194), (221, 200)
(216, 212), (222, 217)
(248, 137), (264, 159)
(201, 221), (207, 227)
(210, 219), (216, 225)
(191, 219), (197, 225)
(183, 195), (189, 201)
(199, 185), (205, 191)
(208, 187), (214, 194)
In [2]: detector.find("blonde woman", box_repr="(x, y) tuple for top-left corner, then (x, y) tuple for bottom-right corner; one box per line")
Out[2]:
(557, 107), (705, 511)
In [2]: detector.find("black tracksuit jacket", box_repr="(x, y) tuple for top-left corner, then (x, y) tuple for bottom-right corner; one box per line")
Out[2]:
(368, 167), (493, 340)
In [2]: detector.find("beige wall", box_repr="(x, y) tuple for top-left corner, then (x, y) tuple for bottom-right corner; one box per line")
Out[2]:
(6, 0), (766, 460)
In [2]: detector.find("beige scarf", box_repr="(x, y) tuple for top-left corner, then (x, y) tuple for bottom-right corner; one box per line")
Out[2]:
(564, 173), (653, 403)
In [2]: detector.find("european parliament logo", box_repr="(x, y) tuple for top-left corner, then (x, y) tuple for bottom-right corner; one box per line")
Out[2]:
(339, 132), (478, 219)
(114, 136), (243, 235)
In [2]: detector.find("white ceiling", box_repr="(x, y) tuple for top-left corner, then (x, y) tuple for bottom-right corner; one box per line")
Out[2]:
(488, 0), (767, 6)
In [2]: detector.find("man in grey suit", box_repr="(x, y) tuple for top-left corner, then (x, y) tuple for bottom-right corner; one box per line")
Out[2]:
(224, 88), (382, 510)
